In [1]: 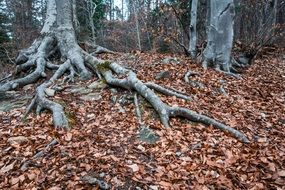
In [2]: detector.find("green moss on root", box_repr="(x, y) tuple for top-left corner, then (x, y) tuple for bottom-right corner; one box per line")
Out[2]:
(97, 61), (111, 73)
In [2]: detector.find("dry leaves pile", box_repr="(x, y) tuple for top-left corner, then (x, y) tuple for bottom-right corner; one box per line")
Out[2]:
(0, 51), (284, 189)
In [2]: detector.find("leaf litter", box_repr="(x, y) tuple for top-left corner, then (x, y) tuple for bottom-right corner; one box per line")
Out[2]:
(0, 51), (284, 189)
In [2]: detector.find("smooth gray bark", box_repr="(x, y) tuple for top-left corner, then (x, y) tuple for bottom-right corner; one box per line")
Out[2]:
(203, 0), (235, 72)
(189, 0), (198, 58)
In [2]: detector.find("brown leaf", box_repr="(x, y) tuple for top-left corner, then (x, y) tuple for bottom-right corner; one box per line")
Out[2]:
(65, 132), (73, 141)
(47, 187), (61, 190)
(158, 181), (172, 187)
(9, 177), (20, 186)
(7, 136), (29, 145)
(128, 164), (139, 172)
(27, 172), (36, 180)
(0, 161), (16, 174)
(277, 170), (285, 177)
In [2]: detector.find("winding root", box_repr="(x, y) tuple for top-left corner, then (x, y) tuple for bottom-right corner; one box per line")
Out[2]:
(0, 36), (55, 92)
(26, 60), (72, 129)
(184, 70), (205, 88)
(86, 57), (250, 143)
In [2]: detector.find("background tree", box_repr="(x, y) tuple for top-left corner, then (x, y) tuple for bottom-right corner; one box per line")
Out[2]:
(189, 0), (198, 58)
(202, 0), (235, 72)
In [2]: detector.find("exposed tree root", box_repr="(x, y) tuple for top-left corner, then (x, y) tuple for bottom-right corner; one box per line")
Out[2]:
(26, 60), (71, 129)
(215, 68), (241, 79)
(83, 41), (117, 55)
(0, 35), (250, 142)
(184, 70), (205, 89)
(0, 74), (12, 83)
(0, 34), (249, 143)
(0, 0), (249, 144)
(0, 36), (55, 92)
(86, 57), (249, 143)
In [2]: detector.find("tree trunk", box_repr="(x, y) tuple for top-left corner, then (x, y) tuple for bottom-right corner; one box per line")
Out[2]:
(134, 0), (142, 51)
(86, 0), (97, 43)
(202, 0), (235, 72)
(189, 0), (198, 58)
(262, 0), (278, 44)
(0, 0), (249, 143)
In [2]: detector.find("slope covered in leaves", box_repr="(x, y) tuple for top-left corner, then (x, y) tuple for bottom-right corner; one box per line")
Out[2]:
(0, 51), (284, 189)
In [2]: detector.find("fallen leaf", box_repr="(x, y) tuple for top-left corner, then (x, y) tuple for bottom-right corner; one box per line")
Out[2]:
(158, 181), (172, 187)
(128, 164), (139, 172)
(0, 161), (16, 174)
(65, 133), (72, 141)
(10, 177), (19, 185)
(7, 136), (29, 145)
(278, 170), (285, 177)
(137, 145), (145, 151)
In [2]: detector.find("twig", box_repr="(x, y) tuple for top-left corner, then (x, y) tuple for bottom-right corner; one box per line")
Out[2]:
(170, 36), (190, 56)
(0, 46), (15, 64)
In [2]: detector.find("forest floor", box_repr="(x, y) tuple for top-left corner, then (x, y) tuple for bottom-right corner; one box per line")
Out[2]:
(0, 50), (284, 189)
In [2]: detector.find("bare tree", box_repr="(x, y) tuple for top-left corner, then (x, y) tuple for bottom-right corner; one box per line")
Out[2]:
(134, 0), (142, 51)
(189, 0), (198, 58)
(202, 0), (235, 72)
(85, 0), (99, 43)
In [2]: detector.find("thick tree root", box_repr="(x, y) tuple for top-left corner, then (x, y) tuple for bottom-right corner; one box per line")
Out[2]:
(1, 35), (249, 142)
(86, 57), (249, 143)
(26, 60), (71, 129)
(93, 45), (116, 55)
(0, 36), (55, 92)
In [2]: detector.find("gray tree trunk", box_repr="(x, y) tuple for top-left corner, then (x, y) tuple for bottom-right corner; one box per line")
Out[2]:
(189, 0), (198, 58)
(202, 0), (235, 72)
(262, 0), (278, 44)
(134, 0), (142, 51)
